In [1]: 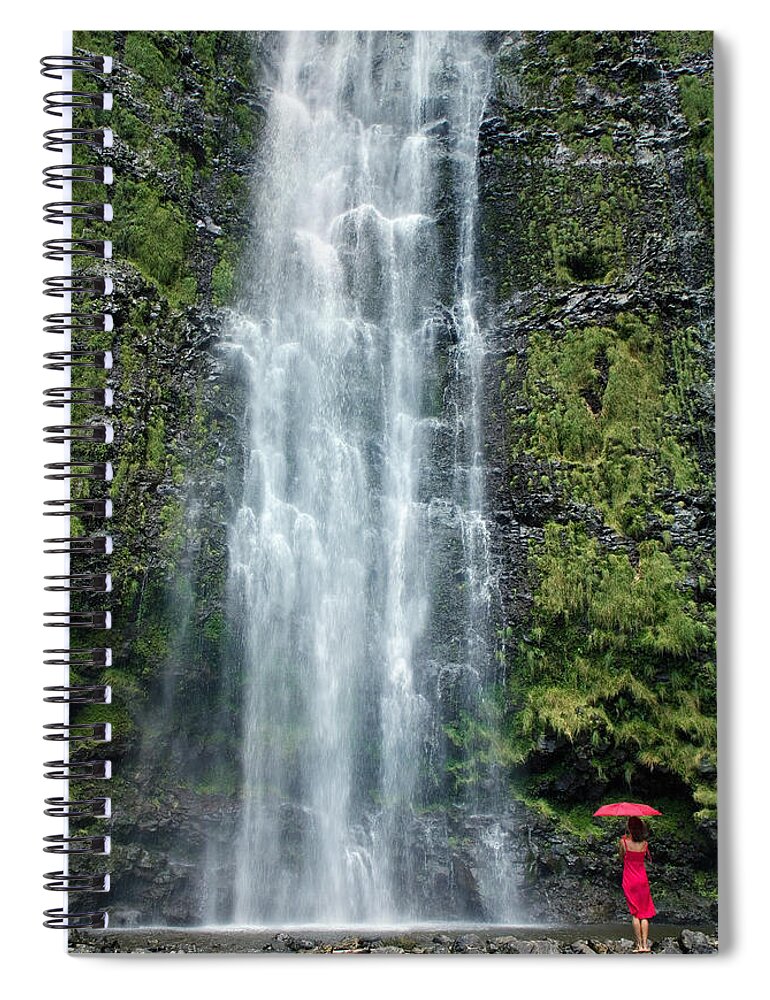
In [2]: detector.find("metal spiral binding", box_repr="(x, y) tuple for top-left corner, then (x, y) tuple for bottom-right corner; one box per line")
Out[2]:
(44, 92), (114, 117)
(44, 461), (114, 481)
(43, 351), (114, 371)
(43, 128), (114, 153)
(44, 870), (111, 889)
(44, 687), (112, 705)
(43, 537), (113, 555)
(44, 314), (114, 335)
(43, 498), (113, 518)
(44, 275), (113, 297)
(41, 55), (113, 79)
(43, 423), (114, 444)
(45, 799), (111, 819)
(42, 51), (113, 931)
(44, 202), (114, 224)
(43, 164), (114, 188)
(42, 238), (113, 260)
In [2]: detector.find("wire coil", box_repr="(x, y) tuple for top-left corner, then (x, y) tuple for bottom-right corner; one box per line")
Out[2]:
(42, 49), (113, 930)
(43, 908), (108, 930)
(43, 423), (113, 444)
(41, 55), (113, 79)
(43, 314), (114, 335)
(44, 686), (112, 705)
(44, 799), (111, 820)
(43, 163), (114, 189)
(43, 350), (114, 371)
(44, 461), (114, 482)
(43, 647), (112, 667)
(44, 870), (111, 890)
(43, 128), (113, 153)
(43, 275), (112, 297)
(44, 201), (114, 224)
(44, 759), (111, 781)
(44, 91), (114, 117)
(43, 536), (113, 555)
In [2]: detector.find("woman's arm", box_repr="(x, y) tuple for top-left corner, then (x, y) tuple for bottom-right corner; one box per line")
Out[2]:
(618, 837), (626, 859)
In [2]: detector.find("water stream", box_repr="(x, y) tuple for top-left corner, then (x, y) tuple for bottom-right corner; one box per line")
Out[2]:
(212, 30), (517, 925)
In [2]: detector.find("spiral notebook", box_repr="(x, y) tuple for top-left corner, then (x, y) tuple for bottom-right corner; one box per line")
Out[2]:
(42, 30), (717, 954)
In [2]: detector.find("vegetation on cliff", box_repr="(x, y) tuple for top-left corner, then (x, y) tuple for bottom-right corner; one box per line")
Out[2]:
(65, 32), (260, 903)
(478, 31), (715, 867)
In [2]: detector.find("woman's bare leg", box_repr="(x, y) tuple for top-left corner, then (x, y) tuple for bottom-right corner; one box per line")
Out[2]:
(631, 916), (642, 951)
(641, 919), (650, 952)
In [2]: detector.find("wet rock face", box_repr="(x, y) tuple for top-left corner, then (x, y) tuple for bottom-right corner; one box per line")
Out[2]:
(67, 31), (264, 926)
(476, 28), (716, 923)
(478, 29), (715, 559)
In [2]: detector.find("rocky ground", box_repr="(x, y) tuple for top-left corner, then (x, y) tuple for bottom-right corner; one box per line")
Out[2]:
(69, 925), (717, 955)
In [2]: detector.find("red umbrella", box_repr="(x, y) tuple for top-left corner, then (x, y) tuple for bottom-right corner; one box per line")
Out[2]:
(593, 802), (661, 817)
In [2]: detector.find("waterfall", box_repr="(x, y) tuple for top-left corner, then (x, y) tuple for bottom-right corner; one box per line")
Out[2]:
(212, 30), (518, 926)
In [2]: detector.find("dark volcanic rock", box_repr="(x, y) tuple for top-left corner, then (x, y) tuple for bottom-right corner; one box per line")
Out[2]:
(452, 933), (487, 953)
(68, 927), (718, 954)
(679, 928), (717, 954)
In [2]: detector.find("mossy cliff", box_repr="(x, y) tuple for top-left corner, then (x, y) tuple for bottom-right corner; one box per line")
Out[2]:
(67, 31), (261, 921)
(476, 30), (715, 918)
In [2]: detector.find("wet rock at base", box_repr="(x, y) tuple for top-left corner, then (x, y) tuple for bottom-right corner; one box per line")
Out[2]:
(452, 933), (486, 953)
(570, 940), (597, 954)
(607, 937), (637, 953)
(655, 937), (682, 954)
(679, 929), (717, 954)
(67, 927), (718, 954)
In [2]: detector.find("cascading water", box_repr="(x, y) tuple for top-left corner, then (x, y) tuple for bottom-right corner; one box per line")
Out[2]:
(212, 30), (519, 926)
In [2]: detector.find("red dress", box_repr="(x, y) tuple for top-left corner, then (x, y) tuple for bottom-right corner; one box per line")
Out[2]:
(621, 837), (656, 919)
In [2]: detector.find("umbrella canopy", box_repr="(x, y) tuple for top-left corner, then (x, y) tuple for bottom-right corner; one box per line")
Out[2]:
(593, 802), (662, 817)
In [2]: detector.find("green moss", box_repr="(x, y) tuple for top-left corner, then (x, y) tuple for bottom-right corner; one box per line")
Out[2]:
(677, 74), (714, 218)
(444, 706), (508, 790)
(515, 314), (701, 534)
(548, 216), (624, 285)
(653, 31), (713, 64)
(520, 32), (638, 102)
(503, 522), (716, 799)
(233, 102), (258, 150)
(123, 34), (174, 89)
(134, 617), (171, 670)
(483, 139), (642, 296)
(145, 414), (167, 469)
(530, 526), (711, 662)
(188, 765), (239, 798)
(192, 32), (218, 69)
(211, 239), (236, 305)
(63, 32), (258, 856)
(203, 610), (226, 642)
(513, 789), (603, 840)
(113, 181), (196, 304)
(71, 31), (115, 56)
(548, 32), (598, 74)
(679, 75), (712, 128)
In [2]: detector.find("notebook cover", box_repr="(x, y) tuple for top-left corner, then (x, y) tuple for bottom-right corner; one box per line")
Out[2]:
(65, 29), (716, 954)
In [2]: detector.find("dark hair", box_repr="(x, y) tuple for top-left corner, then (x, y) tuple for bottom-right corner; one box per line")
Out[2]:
(627, 817), (649, 842)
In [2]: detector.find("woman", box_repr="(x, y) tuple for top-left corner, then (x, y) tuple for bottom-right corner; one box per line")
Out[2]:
(619, 816), (656, 952)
